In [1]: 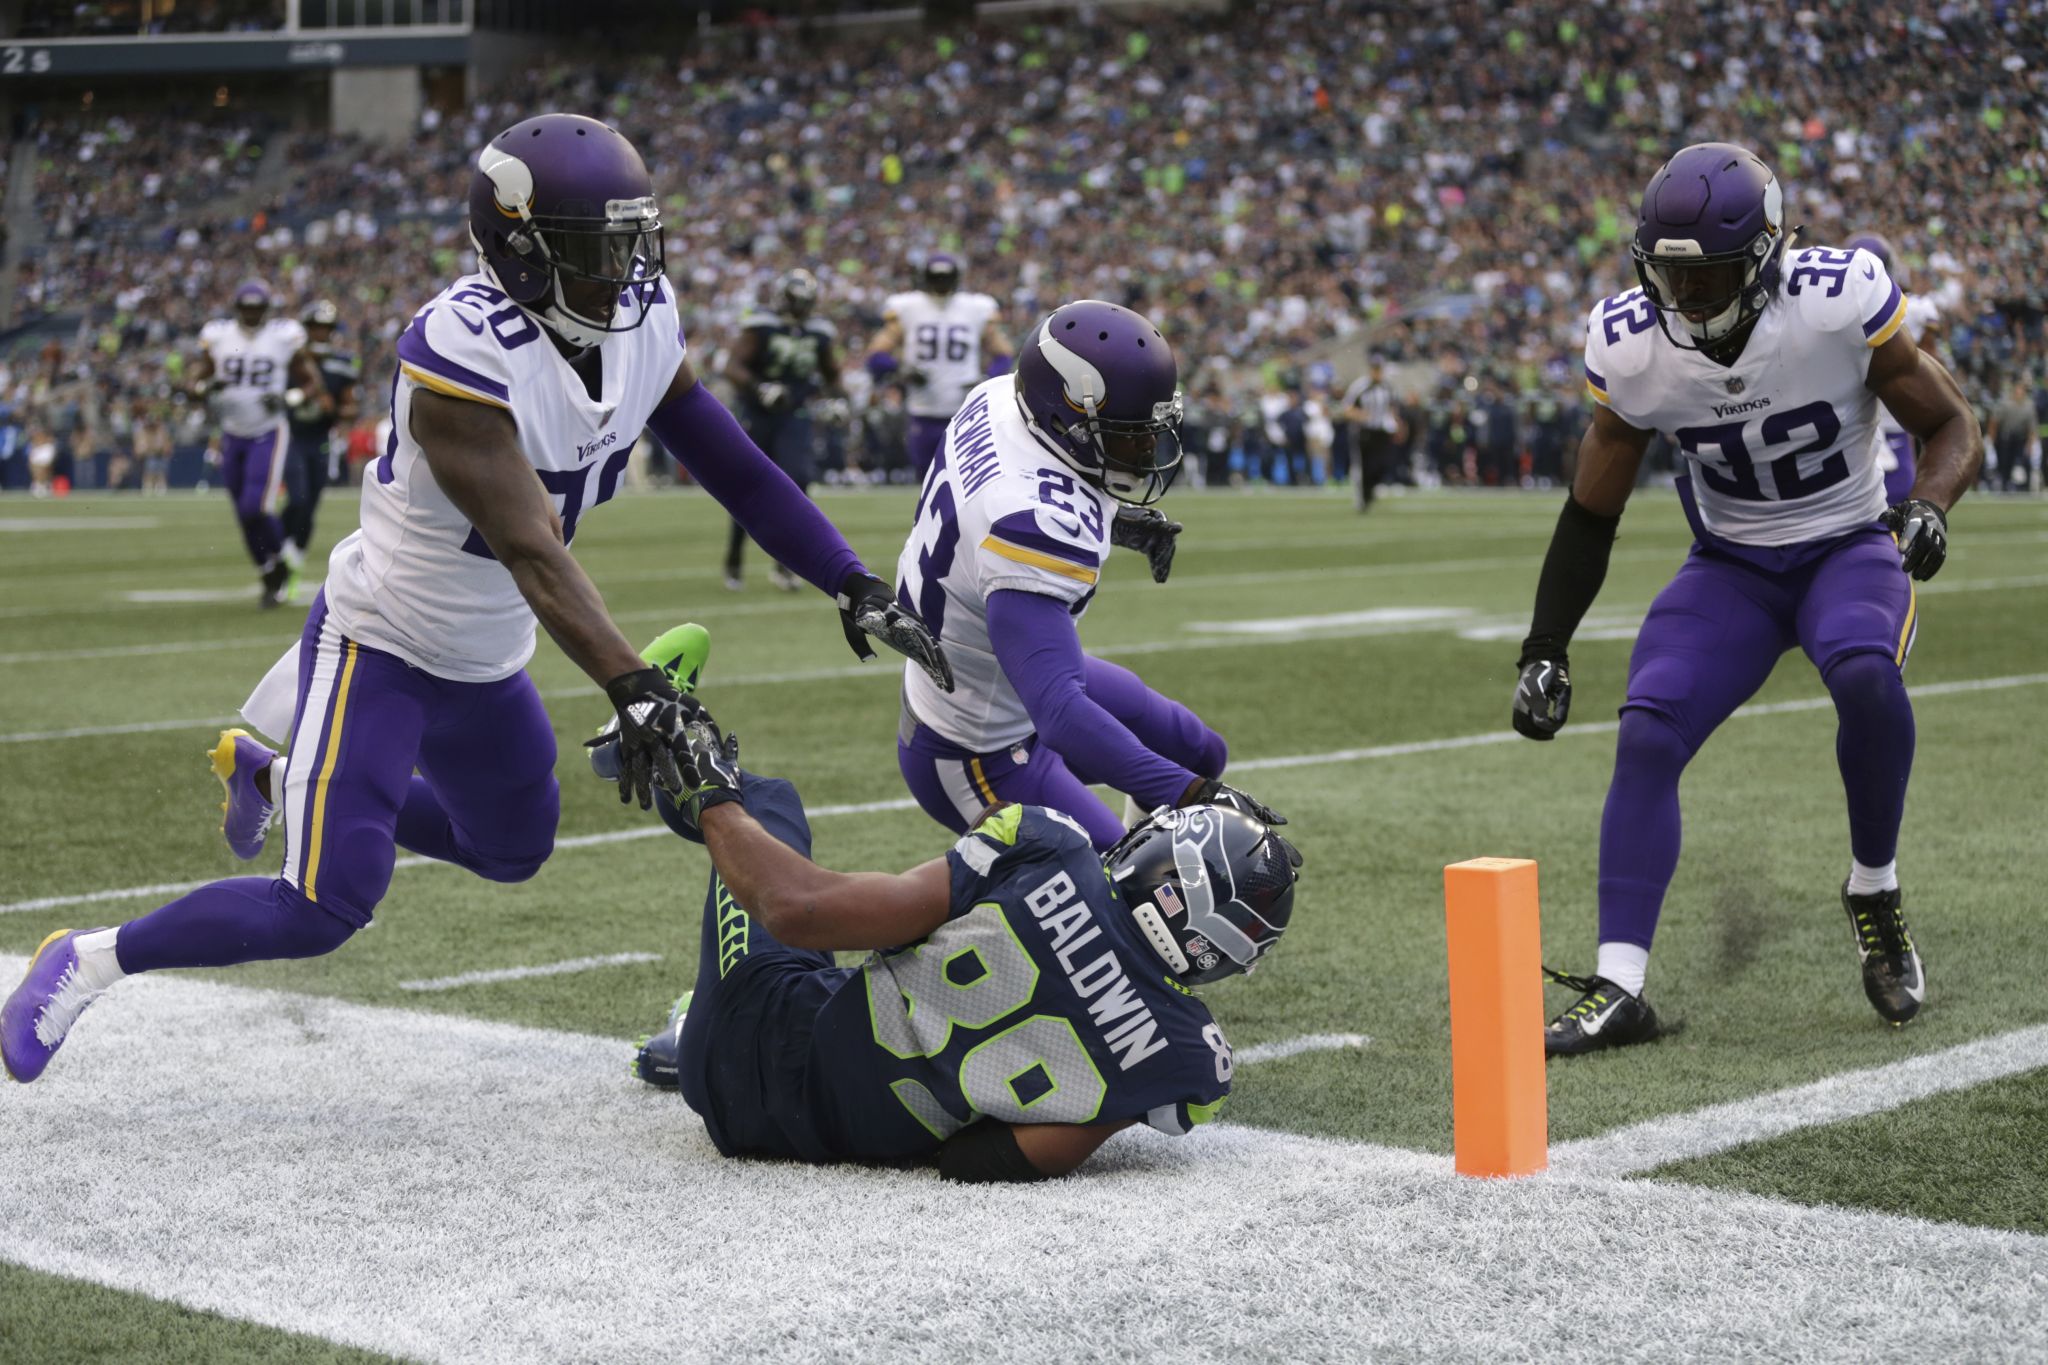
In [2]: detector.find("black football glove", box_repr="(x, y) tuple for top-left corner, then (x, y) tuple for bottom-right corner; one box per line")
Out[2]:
(1884, 499), (1948, 581)
(1111, 505), (1183, 584)
(837, 570), (955, 693)
(587, 667), (703, 809)
(1184, 778), (1287, 827)
(901, 365), (930, 389)
(1512, 657), (1572, 740)
(671, 721), (744, 831)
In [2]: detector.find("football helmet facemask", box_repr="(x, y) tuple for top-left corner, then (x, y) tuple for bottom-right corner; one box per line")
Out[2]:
(1106, 804), (1300, 986)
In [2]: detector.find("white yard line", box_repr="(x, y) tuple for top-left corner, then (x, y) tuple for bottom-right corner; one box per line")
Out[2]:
(1551, 1023), (2048, 1180)
(6, 673), (2046, 918)
(1234, 1032), (1370, 1064)
(0, 961), (2040, 1364)
(0, 634), (293, 666)
(398, 952), (664, 993)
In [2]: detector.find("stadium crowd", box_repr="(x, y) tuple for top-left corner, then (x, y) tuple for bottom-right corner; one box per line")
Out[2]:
(3, 0), (2043, 494)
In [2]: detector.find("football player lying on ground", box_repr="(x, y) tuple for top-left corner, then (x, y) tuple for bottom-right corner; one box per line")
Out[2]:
(895, 297), (1282, 850)
(615, 706), (1301, 1182)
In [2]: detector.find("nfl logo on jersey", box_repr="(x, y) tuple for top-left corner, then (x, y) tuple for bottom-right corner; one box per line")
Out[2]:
(1725, 377), (1745, 394)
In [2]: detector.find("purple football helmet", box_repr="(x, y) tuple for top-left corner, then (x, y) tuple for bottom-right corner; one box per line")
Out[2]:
(922, 252), (960, 296)
(1631, 141), (1787, 350)
(468, 113), (664, 349)
(1107, 805), (1300, 986)
(232, 279), (272, 329)
(1014, 299), (1183, 506)
(1844, 231), (1896, 274)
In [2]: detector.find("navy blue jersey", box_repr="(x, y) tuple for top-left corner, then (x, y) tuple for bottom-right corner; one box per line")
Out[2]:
(710, 805), (1233, 1164)
(738, 311), (836, 417)
(287, 345), (359, 442)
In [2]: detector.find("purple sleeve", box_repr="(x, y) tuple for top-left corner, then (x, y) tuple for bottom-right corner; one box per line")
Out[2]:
(646, 381), (866, 595)
(986, 588), (1196, 810)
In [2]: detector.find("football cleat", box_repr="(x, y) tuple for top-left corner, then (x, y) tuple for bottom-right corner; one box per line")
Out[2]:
(211, 728), (279, 860)
(1841, 883), (1925, 1025)
(2, 929), (107, 1083)
(769, 565), (801, 593)
(259, 560), (291, 608)
(1543, 969), (1660, 1056)
(632, 991), (692, 1089)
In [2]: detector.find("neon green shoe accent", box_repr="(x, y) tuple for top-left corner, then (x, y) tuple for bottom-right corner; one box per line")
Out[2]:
(641, 624), (711, 693)
(973, 804), (1022, 846)
(1186, 1097), (1226, 1126)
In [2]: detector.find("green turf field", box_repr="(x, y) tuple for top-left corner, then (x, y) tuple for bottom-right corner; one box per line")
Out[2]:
(3, 485), (2044, 1360)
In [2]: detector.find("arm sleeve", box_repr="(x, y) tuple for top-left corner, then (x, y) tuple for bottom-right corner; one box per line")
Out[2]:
(937, 1121), (1048, 1184)
(986, 588), (1196, 810)
(645, 380), (865, 595)
(1518, 495), (1621, 665)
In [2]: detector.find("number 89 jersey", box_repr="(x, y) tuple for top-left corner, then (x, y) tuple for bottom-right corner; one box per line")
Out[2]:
(809, 804), (1232, 1161)
(896, 375), (1112, 752)
(1584, 245), (1905, 547)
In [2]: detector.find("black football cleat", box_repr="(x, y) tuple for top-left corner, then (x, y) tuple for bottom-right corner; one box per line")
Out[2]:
(1543, 969), (1660, 1056)
(631, 992), (692, 1089)
(1841, 883), (1925, 1025)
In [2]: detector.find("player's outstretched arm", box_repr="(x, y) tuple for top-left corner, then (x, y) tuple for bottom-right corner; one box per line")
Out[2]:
(1866, 329), (1982, 580)
(1511, 405), (1652, 740)
(938, 1118), (1135, 1183)
(697, 799), (954, 951)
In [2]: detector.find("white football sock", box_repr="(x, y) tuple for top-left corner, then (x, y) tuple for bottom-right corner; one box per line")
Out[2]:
(279, 541), (305, 570)
(1847, 859), (1899, 896)
(1595, 942), (1650, 998)
(72, 928), (128, 991)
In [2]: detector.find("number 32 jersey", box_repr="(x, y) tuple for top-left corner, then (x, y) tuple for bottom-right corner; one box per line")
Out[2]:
(895, 375), (1112, 752)
(323, 271), (687, 682)
(1584, 245), (1907, 547)
(790, 805), (1232, 1162)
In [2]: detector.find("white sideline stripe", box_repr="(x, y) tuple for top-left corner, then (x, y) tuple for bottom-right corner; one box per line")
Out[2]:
(1234, 1032), (1370, 1064)
(6, 673), (2046, 918)
(1552, 1023), (2048, 1180)
(397, 952), (663, 993)
(0, 961), (2042, 1364)
(0, 634), (293, 665)
(0, 516), (160, 531)
(1187, 607), (1469, 635)
(0, 715), (240, 745)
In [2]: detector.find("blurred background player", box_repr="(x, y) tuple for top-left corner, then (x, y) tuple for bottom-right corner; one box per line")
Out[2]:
(1511, 143), (1983, 1054)
(721, 268), (844, 591)
(865, 254), (1013, 481)
(620, 703), (1301, 1182)
(894, 297), (1282, 851)
(278, 299), (361, 599)
(1844, 233), (1946, 504)
(186, 279), (327, 606)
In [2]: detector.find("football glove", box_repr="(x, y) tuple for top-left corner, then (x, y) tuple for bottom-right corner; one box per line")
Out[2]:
(838, 570), (955, 693)
(813, 396), (852, 427)
(756, 381), (790, 413)
(1111, 505), (1183, 584)
(1512, 658), (1572, 740)
(588, 667), (702, 809)
(1884, 498), (1948, 581)
(1183, 778), (1287, 827)
(901, 365), (930, 389)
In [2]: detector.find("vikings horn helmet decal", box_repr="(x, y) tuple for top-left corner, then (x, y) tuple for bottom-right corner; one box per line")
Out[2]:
(1013, 299), (1184, 506)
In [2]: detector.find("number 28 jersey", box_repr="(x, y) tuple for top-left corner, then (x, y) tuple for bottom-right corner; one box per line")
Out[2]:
(1584, 245), (1907, 547)
(798, 804), (1232, 1162)
(895, 375), (1113, 752)
(199, 317), (306, 438)
(323, 271), (687, 682)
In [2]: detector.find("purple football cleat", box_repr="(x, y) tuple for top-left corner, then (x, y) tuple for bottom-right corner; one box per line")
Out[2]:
(2, 929), (106, 1083)
(210, 727), (277, 861)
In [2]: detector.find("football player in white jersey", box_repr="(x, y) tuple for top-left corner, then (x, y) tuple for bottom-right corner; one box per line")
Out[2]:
(865, 254), (1014, 480)
(894, 298), (1282, 851)
(186, 279), (326, 606)
(1844, 232), (1947, 504)
(2, 114), (951, 1086)
(1508, 143), (1982, 1055)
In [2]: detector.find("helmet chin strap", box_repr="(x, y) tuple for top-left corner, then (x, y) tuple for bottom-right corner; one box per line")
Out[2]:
(475, 245), (613, 351)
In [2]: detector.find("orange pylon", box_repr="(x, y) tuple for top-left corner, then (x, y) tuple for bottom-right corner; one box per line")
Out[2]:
(1443, 857), (1548, 1177)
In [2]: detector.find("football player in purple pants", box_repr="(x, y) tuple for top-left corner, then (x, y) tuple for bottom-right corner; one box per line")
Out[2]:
(2, 114), (951, 1085)
(1511, 142), (1982, 1055)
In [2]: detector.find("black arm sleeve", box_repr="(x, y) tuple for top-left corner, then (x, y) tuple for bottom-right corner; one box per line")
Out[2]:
(937, 1122), (1050, 1184)
(1518, 495), (1622, 666)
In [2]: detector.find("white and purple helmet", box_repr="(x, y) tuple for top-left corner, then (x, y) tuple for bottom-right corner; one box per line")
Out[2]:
(232, 278), (273, 329)
(1014, 299), (1184, 506)
(467, 113), (665, 349)
(1630, 141), (1788, 349)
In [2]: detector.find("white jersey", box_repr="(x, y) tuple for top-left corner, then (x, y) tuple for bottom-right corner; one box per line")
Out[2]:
(1584, 245), (1906, 547)
(897, 375), (1111, 751)
(1877, 293), (1941, 447)
(323, 271), (688, 682)
(199, 317), (306, 438)
(884, 290), (1002, 419)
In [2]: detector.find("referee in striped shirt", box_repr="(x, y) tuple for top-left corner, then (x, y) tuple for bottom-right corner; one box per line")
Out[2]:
(1340, 359), (1398, 512)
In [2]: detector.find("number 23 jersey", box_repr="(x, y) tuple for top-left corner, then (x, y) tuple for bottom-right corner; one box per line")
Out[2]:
(1584, 245), (1908, 547)
(804, 804), (1232, 1162)
(895, 375), (1112, 752)
(324, 272), (687, 682)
